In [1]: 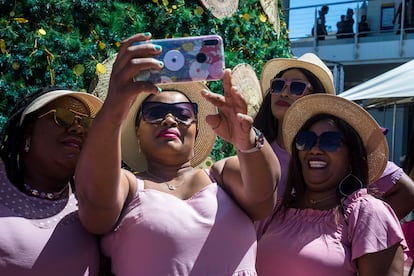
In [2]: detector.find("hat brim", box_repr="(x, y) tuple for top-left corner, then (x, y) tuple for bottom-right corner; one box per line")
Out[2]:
(121, 82), (217, 173)
(20, 90), (103, 125)
(231, 63), (262, 118)
(260, 57), (335, 96)
(282, 94), (388, 184)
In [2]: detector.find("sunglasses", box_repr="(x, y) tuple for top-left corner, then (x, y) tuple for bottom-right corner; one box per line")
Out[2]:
(38, 108), (94, 129)
(270, 78), (312, 96)
(295, 130), (343, 152)
(140, 101), (198, 126)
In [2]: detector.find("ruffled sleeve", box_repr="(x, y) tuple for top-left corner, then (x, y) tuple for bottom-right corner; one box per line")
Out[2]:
(369, 161), (403, 196)
(344, 189), (407, 261)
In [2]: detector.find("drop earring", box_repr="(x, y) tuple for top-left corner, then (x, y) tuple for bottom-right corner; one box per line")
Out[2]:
(24, 138), (31, 153)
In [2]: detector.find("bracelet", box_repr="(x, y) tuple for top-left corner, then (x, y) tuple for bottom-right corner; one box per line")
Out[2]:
(238, 127), (264, 153)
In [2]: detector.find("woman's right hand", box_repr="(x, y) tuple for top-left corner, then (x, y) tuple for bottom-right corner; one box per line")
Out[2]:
(103, 32), (163, 122)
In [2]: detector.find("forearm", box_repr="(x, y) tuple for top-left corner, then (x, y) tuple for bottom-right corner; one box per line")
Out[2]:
(75, 105), (129, 231)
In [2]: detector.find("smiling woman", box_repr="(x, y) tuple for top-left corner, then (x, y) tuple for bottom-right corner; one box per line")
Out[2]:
(256, 94), (406, 276)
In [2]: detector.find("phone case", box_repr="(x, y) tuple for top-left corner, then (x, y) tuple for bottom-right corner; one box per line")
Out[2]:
(133, 35), (225, 84)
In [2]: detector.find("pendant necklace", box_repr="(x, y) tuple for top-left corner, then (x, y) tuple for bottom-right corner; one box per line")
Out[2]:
(23, 182), (69, 200)
(145, 170), (186, 191)
(308, 194), (337, 205)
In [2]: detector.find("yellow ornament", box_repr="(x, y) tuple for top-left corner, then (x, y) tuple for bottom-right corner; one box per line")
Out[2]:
(73, 64), (85, 76)
(96, 63), (106, 74)
(242, 13), (250, 20)
(13, 18), (28, 23)
(194, 6), (204, 16)
(259, 12), (267, 23)
(0, 39), (7, 54)
(98, 41), (106, 50)
(37, 28), (46, 36)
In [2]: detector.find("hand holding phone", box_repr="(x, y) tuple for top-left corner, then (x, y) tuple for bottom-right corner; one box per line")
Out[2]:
(133, 35), (225, 84)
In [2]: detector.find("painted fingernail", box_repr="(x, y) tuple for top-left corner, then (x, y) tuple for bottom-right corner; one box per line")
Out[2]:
(143, 32), (151, 36)
(202, 89), (209, 95)
(157, 87), (162, 93)
(238, 114), (245, 119)
(159, 61), (164, 67)
(154, 45), (161, 51)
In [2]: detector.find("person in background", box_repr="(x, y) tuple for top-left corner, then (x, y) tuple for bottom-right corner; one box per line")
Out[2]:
(336, 14), (346, 39)
(0, 87), (103, 275)
(312, 5), (329, 40)
(256, 94), (406, 275)
(358, 14), (371, 37)
(75, 32), (279, 275)
(341, 8), (355, 38)
(253, 53), (414, 222)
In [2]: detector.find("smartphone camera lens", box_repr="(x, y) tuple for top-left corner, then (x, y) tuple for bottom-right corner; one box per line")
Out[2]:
(196, 53), (207, 63)
(203, 39), (219, 46)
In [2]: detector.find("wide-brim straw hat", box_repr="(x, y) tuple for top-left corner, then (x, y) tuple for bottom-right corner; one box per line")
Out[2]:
(200, 0), (239, 19)
(121, 82), (217, 172)
(260, 53), (335, 96)
(231, 63), (262, 118)
(91, 55), (217, 172)
(282, 94), (388, 184)
(20, 89), (103, 125)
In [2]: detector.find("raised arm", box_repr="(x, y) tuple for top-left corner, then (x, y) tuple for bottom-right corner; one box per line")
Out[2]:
(75, 33), (162, 234)
(206, 70), (280, 220)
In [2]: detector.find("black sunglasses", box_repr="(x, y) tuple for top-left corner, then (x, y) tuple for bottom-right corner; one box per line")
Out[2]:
(140, 101), (198, 126)
(270, 78), (312, 97)
(38, 108), (93, 129)
(295, 130), (343, 152)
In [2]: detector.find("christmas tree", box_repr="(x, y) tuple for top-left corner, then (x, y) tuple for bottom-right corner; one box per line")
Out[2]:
(0, 0), (291, 160)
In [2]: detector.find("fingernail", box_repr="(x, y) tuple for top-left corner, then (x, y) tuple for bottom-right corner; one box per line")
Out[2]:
(143, 32), (151, 36)
(154, 45), (161, 51)
(159, 61), (164, 67)
(157, 87), (162, 93)
(202, 89), (209, 95)
(238, 114), (245, 119)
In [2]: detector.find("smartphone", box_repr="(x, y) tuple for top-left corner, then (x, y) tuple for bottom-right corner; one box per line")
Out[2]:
(133, 35), (225, 84)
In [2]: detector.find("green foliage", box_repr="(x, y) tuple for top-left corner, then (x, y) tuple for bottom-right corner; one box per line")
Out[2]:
(0, 0), (291, 161)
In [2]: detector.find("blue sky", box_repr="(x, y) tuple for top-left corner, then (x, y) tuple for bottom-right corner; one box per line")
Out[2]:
(288, 0), (365, 39)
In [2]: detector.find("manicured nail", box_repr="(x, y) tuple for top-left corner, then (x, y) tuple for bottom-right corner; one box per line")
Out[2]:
(159, 61), (164, 67)
(143, 32), (151, 36)
(157, 87), (162, 93)
(154, 45), (161, 51)
(238, 114), (245, 119)
(202, 89), (209, 95)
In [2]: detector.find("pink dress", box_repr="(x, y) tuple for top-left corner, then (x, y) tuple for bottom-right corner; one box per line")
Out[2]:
(101, 174), (258, 275)
(256, 189), (406, 276)
(0, 164), (100, 276)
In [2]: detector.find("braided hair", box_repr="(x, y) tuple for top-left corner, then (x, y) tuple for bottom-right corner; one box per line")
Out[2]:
(0, 86), (66, 188)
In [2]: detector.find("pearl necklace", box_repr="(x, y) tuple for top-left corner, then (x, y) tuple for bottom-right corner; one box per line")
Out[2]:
(145, 170), (186, 191)
(23, 183), (69, 200)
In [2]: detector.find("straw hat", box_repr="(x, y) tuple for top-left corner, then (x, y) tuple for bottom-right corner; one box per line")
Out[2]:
(20, 90), (103, 125)
(282, 94), (388, 184)
(121, 82), (217, 172)
(200, 0), (239, 19)
(231, 63), (262, 118)
(260, 53), (335, 96)
(91, 55), (217, 172)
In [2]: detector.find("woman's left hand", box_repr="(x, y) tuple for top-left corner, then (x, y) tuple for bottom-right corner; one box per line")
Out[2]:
(201, 69), (254, 150)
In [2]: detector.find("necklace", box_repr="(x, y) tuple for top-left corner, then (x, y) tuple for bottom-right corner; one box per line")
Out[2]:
(145, 170), (186, 191)
(309, 194), (337, 205)
(23, 183), (69, 200)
